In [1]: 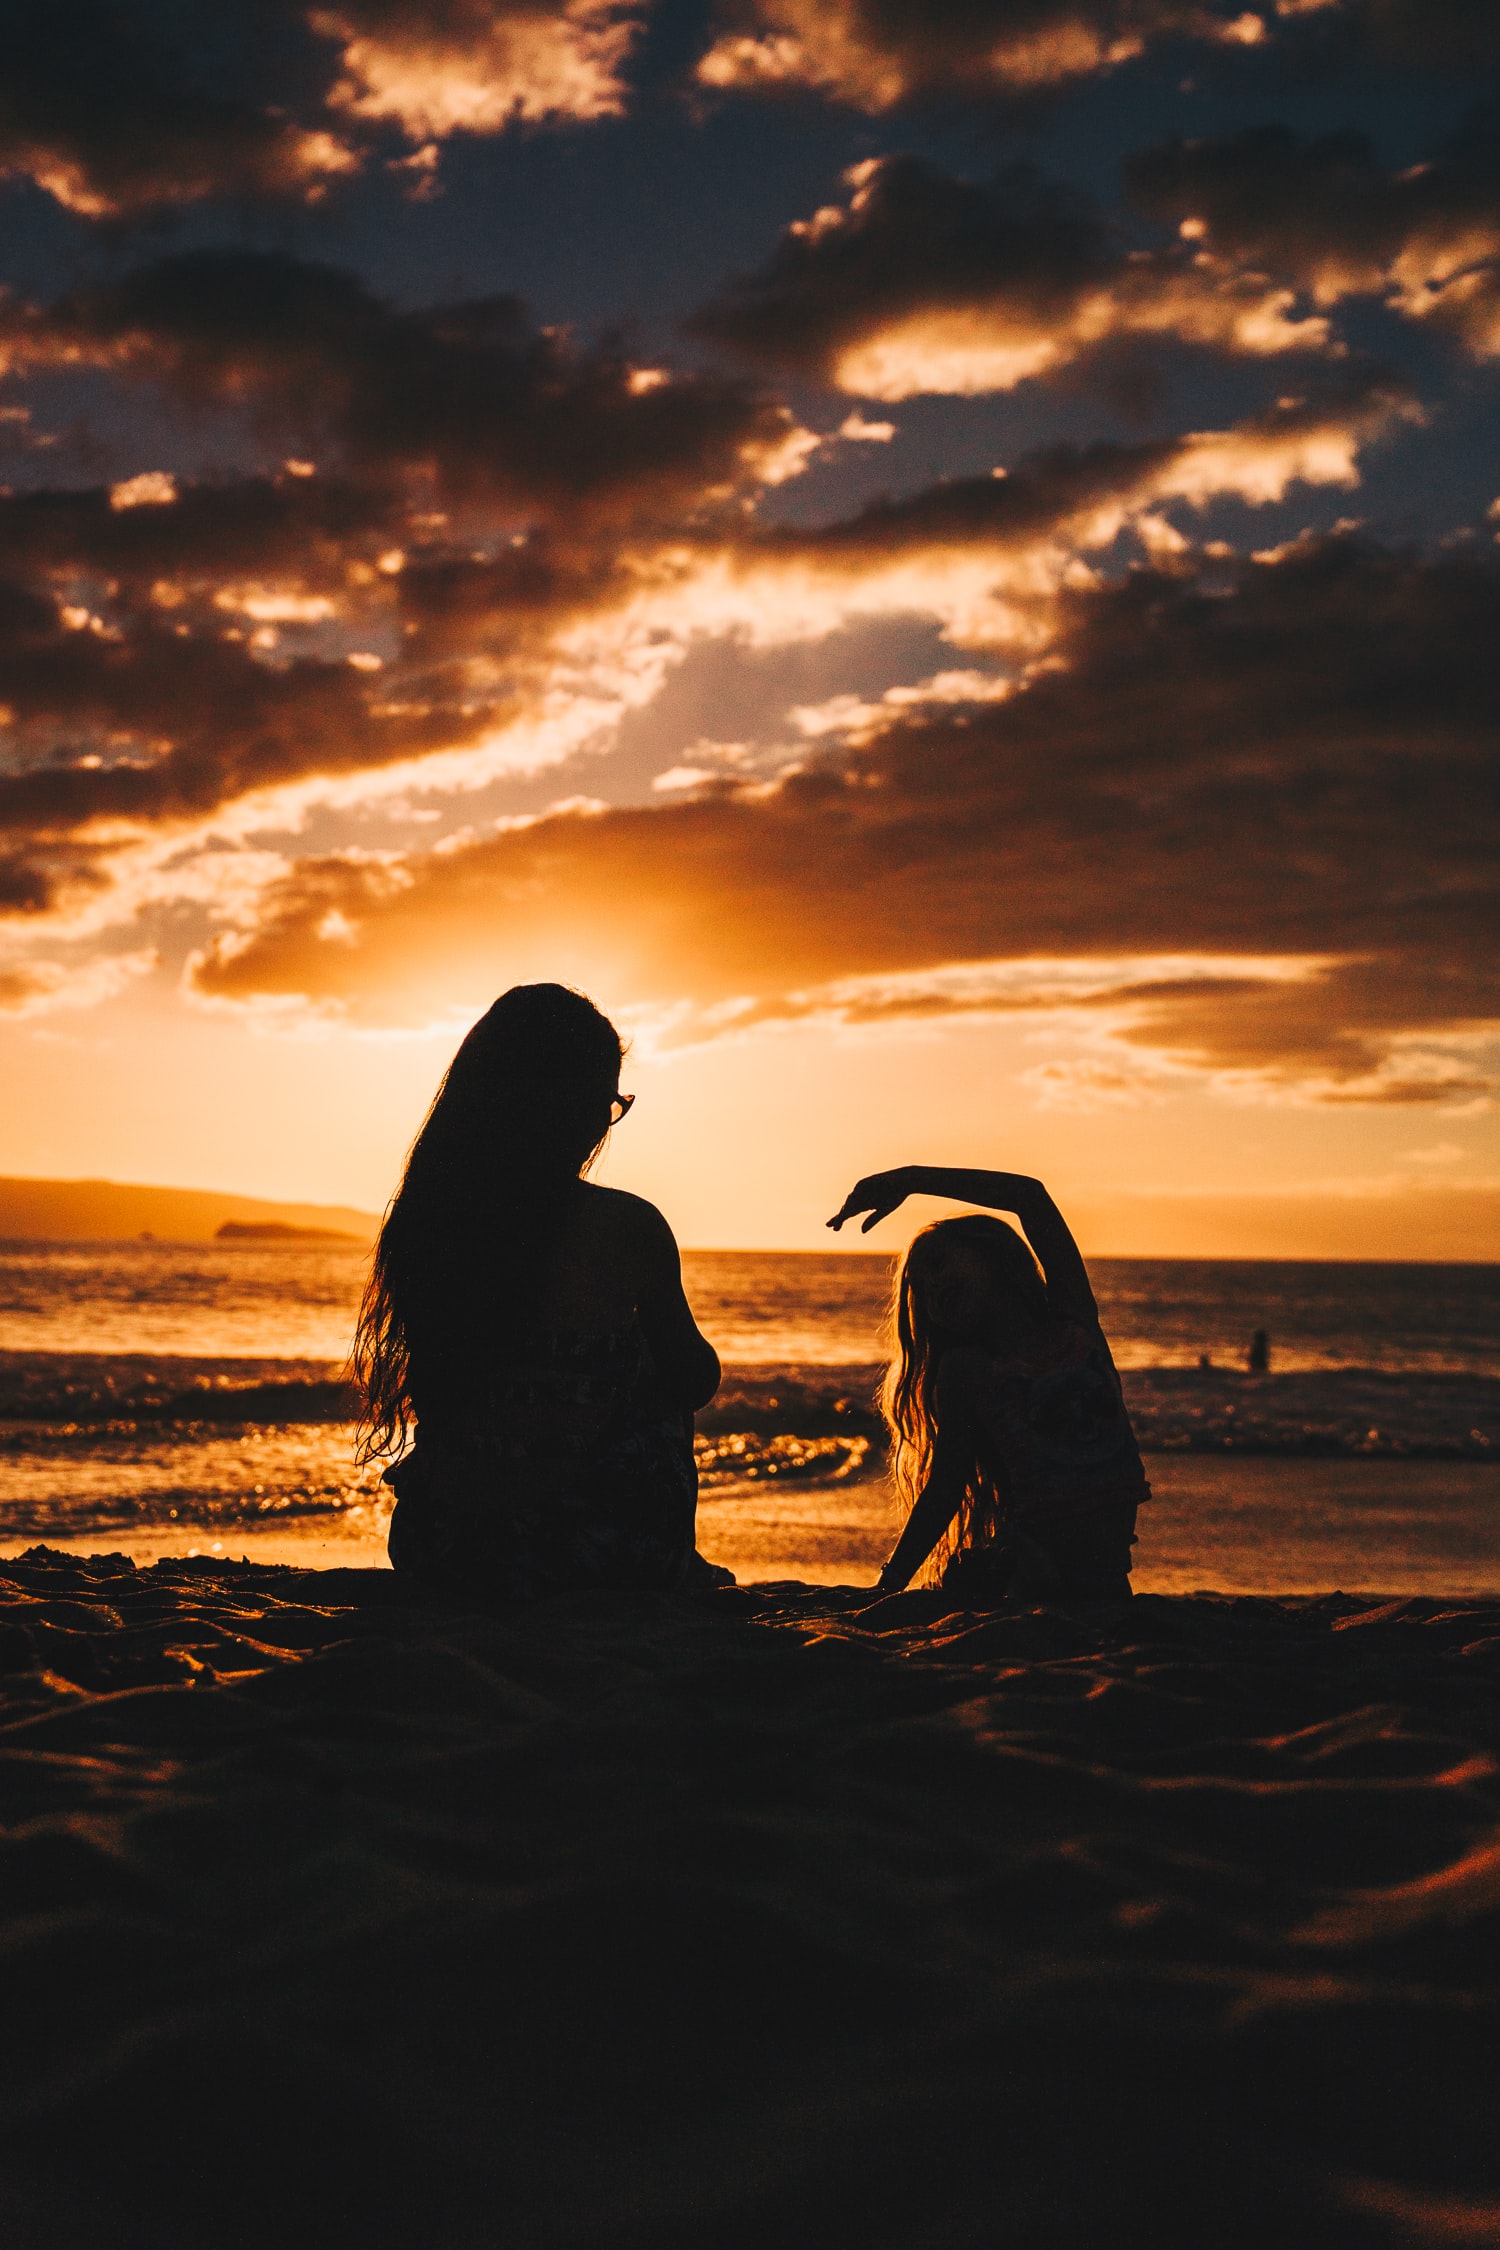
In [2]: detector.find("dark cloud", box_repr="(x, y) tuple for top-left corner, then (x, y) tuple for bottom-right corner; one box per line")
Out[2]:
(768, 375), (1407, 554)
(0, 247), (797, 916)
(694, 0), (1500, 109)
(0, 3), (354, 220)
(1105, 963), (1496, 1102)
(394, 536), (636, 663)
(1337, 2), (1500, 70)
(693, 157), (1112, 380)
(691, 153), (1337, 398)
(695, 125), (1500, 402)
(1127, 117), (1500, 359)
(393, 395), (1380, 674)
(0, 2), (649, 221)
(695, 1), (1265, 109)
(4, 1), (1494, 232)
(187, 533), (1500, 1099)
(1, 249), (793, 519)
(0, 472), (393, 590)
(0, 357), (1405, 920)
(0, 596), (485, 896)
(0, 635), (443, 831)
(767, 433), (1176, 565)
(0, 466), (537, 914)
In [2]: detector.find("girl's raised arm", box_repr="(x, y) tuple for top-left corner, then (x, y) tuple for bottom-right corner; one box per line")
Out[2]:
(828, 1165), (1097, 1321)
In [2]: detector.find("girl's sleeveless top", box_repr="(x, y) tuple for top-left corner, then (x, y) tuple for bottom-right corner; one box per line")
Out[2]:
(382, 1317), (697, 1598)
(974, 1319), (1149, 1525)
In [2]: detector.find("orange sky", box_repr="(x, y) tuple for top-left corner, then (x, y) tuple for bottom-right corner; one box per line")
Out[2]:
(4, 978), (1496, 1256)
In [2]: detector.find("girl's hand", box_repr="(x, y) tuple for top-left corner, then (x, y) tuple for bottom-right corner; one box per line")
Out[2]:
(827, 1166), (919, 1233)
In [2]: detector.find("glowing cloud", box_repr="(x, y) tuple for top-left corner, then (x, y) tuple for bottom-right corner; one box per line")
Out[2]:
(1128, 121), (1500, 361)
(694, 0), (1500, 113)
(316, 0), (645, 136)
(694, 155), (1333, 402)
(178, 535), (1500, 1108)
(697, 1), (1248, 109)
(0, 946), (157, 1016)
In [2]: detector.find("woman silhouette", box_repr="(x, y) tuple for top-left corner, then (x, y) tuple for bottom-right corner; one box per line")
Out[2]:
(356, 984), (723, 1597)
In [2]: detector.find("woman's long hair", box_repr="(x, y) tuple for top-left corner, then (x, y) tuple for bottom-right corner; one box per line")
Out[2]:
(354, 984), (625, 1461)
(881, 1214), (1049, 1579)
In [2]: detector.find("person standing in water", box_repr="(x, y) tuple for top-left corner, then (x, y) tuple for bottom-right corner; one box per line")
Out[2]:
(356, 984), (723, 1598)
(829, 1166), (1148, 1602)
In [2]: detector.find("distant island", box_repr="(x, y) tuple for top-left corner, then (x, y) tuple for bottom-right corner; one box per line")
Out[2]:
(0, 1176), (378, 1244)
(215, 1221), (362, 1243)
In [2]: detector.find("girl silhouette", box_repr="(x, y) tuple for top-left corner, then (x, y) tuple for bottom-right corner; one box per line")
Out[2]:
(829, 1166), (1147, 1602)
(356, 984), (723, 1597)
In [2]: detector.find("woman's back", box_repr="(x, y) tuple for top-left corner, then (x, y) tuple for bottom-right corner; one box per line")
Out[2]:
(534, 1183), (707, 1354)
(415, 1183), (714, 1453)
(532, 1183), (651, 1332)
(389, 1184), (719, 1596)
(405, 1186), (653, 1424)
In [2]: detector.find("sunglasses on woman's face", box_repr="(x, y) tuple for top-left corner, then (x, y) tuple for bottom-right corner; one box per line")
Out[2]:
(609, 1093), (636, 1125)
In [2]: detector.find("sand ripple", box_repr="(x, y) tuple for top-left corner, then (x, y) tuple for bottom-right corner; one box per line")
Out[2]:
(2, 1551), (1499, 2246)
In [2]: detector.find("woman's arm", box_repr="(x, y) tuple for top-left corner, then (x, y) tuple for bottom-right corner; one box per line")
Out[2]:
(829, 1165), (1096, 1321)
(634, 1205), (721, 1411)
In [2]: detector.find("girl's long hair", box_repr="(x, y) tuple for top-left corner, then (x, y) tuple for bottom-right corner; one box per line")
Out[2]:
(354, 983), (625, 1461)
(881, 1214), (1049, 1580)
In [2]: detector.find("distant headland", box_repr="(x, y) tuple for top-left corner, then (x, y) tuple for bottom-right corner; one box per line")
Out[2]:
(0, 1176), (378, 1245)
(214, 1221), (362, 1243)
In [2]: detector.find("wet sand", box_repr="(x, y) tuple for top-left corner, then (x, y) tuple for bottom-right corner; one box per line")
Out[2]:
(3, 1547), (1499, 2247)
(26, 1453), (1497, 1600)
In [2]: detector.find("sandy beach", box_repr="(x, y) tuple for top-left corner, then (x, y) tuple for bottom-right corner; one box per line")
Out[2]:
(3, 1545), (1499, 2248)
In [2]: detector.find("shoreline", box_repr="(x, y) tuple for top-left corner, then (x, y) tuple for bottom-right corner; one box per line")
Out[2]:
(2, 1545), (1498, 2247)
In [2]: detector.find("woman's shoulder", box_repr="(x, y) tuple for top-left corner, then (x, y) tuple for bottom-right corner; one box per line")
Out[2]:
(540, 1187), (677, 1329)
(572, 1184), (679, 1272)
(577, 1183), (675, 1240)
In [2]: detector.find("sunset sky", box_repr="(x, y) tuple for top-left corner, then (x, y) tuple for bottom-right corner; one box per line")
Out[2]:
(1, 0), (1498, 1253)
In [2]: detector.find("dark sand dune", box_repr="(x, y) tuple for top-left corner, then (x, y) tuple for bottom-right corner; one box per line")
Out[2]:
(3, 1552), (1500, 2248)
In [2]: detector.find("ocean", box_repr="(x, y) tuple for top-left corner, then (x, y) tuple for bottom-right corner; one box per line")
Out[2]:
(2, 1241), (1497, 1591)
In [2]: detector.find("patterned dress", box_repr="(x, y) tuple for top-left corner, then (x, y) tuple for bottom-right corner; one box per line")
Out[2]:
(942, 1319), (1149, 1601)
(383, 1319), (700, 1600)
(977, 1319), (1150, 1524)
